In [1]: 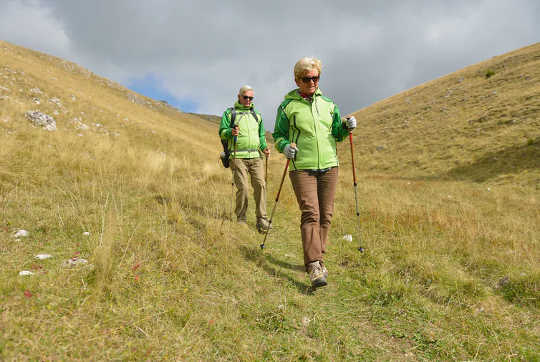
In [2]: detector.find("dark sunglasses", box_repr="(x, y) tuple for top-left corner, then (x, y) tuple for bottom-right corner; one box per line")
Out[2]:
(242, 95), (254, 100)
(301, 76), (319, 83)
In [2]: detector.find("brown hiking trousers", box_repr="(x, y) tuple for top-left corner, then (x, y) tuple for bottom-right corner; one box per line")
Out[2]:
(231, 157), (267, 222)
(289, 167), (339, 268)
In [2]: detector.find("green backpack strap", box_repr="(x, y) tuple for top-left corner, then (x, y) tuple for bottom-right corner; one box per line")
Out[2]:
(250, 108), (259, 124)
(228, 107), (236, 128)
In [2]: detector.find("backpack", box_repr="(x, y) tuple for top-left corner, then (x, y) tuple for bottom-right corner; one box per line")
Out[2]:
(220, 107), (259, 168)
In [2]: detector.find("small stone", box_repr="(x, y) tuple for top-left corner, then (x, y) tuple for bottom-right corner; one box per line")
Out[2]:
(13, 229), (29, 238)
(82, 231), (90, 236)
(19, 270), (34, 276)
(343, 234), (353, 242)
(63, 258), (88, 267)
(35, 254), (52, 260)
(49, 97), (62, 107)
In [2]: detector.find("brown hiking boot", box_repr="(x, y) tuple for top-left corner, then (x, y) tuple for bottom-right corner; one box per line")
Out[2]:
(256, 218), (271, 234)
(320, 261), (328, 279)
(307, 261), (327, 288)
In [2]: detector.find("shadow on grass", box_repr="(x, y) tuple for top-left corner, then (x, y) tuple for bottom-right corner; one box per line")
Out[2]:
(444, 137), (540, 183)
(239, 245), (314, 295)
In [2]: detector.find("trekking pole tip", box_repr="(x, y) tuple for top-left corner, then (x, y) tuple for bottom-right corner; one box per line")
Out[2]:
(260, 243), (265, 250)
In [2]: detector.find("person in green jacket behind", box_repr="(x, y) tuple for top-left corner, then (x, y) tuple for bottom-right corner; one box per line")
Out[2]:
(273, 57), (356, 288)
(219, 85), (271, 233)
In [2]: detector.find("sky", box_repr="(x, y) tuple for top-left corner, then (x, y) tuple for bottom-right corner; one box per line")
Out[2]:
(0, 0), (538, 129)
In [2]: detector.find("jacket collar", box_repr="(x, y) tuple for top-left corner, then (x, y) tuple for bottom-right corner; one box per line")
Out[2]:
(285, 88), (322, 101)
(234, 101), (254, 110)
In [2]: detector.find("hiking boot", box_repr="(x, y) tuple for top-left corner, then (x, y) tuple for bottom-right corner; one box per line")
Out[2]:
(256, 218), (271, 234)
(320, 261), (328, 279)
(307, 261), (327, 288)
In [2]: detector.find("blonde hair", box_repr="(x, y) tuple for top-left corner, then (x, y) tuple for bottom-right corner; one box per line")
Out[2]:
(294, 57), (322, 80)
(238, 85), (253, 95)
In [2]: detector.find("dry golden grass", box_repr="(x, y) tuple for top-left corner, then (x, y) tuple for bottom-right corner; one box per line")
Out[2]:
(349, 42), (540, 187)
(0, 40), (538, 360)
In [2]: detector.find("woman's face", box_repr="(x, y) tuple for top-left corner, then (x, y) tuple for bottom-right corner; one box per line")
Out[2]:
(295, 69), (320, 96)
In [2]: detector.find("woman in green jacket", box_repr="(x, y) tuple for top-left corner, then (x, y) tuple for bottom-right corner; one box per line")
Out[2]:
(273, 57), (356, 288)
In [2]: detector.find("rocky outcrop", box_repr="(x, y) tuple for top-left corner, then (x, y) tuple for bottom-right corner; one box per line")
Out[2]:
(25, 110), (57, 131)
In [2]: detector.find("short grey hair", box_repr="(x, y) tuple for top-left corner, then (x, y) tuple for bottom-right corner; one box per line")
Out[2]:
(238, 85), (253, 95)
(294, 57), (322, 80)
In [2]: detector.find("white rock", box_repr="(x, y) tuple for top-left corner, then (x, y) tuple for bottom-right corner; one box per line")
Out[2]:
(30, 87), (42, 94)
(49, 97), (62, 107)
(82, 231), (90, 236)
(19, 271), (34, 276)
(63, 258), (88, 267)
(25, 110), (57, 131)
(13, 229), (29, 238)
(0, 85), (9, 92)
(72, 117), (89, 130)
(35, 254), (52, 260)
(343, 234), (353, 242)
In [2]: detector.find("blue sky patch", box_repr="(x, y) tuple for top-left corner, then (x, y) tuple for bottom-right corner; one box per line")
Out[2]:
(127, 74), (198, 112)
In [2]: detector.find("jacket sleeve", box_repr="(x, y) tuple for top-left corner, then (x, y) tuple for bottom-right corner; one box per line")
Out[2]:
(258, 113), (268, 151)
(272, 103), (290, 153)
(331, 104), (349, 142)
(219, 109), (232, 140)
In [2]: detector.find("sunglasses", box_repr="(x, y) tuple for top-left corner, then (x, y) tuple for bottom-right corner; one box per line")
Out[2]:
(301, 76), (319, 83)
(242, 95), (254, 100)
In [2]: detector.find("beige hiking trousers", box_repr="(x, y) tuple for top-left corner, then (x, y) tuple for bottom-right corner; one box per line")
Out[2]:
(289, 167), (339, 268)
(231, 157), (267, 222)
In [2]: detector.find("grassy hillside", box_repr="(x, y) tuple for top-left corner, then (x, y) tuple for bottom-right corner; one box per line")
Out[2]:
(350, 43), (540, 187)
(1, 40), (538, 360)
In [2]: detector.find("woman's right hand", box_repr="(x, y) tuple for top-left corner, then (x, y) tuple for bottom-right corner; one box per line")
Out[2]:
(231, 126), (239, 136)
(283, 143), (298, 159)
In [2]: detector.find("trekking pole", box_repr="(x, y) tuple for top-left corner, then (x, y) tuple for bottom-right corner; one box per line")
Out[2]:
(230, 129), (238, 221)
(349, 132), (359, 217)
(265, 153), (268, 183)
(349, 131), (365, 252)
(260, 158), (290, 250)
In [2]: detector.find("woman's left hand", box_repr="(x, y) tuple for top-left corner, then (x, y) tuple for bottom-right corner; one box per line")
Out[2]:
(346, 116), (357, 131)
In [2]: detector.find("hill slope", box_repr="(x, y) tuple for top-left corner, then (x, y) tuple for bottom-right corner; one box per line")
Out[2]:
(0, 40), (538, 360)
(349, 43), (539, 187)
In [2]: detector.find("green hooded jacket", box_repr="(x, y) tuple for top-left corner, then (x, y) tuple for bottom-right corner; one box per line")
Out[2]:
(219, 102), (267, 159)
(273, 88), (349, 171)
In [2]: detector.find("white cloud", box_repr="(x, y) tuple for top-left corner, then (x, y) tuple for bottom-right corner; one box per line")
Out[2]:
(0, 0), (538, 129)
(0, 0), (70, 58)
